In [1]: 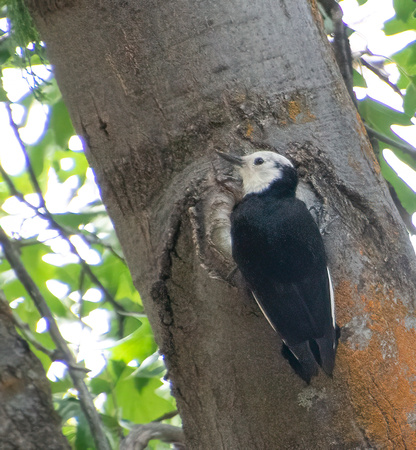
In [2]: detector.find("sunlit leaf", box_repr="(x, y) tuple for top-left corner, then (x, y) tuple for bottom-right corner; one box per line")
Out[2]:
(393, 0), (416, 22)
(403, 82), (416, 116)
(49, 100), (75, 150)
(0, 84), (9, 102)
(109, 319), (159, 365)
(379, 145), (416, 215)
(28, 129), (55, 178)
(391, 41), (416, 80)
(358, 97), (411, 129)
(353, 68), (367, 88)
(384, 16), (416, 35)
(110, 366), (174, 424)
(50, 374), (73, 394)
(52, 212), (104, 229)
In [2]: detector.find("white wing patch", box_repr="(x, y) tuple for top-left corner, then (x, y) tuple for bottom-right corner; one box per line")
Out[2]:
(251, 291), (300, 362)
(251, 290), (277, 333)
(327, 267), (336, 328)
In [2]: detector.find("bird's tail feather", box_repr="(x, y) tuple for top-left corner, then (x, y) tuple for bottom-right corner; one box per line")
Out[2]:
(281, 341), (319, 384)
(314, 336), (336, 376)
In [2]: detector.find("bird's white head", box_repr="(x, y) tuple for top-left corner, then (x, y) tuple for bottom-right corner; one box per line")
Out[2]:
(217, 150), (295, 196)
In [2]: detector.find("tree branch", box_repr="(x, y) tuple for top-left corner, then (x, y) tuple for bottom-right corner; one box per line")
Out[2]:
(5, 102), (46, 209)
(364, 124), (416, 158)
(153, 409), (179, 422)
(120, 423), (185, 450)
(359, 57), (403, 97)
(0, 228), (111, 450)
(318, 0), (355, 103)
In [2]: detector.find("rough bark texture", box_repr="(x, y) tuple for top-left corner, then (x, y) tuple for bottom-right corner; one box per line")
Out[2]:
(28, 0), (416, 448)
(0, 298), (70, 449)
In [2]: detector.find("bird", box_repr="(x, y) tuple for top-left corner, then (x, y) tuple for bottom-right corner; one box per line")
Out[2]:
(217, 150), (337, 383)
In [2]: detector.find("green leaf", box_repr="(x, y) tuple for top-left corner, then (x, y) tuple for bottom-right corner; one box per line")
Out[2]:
(379, 147), (416, 215)
(358, 98), (412, 141)
(93, 253), (134, 299)
(31, 347), (53, 373)
(403, 82), (416, 116)
(393, 0), (416, 22)
(50, 374), (73, 394)
(39, 77), (62, 105)
(49, 99), (75, 149)
(109, 366), (174, 423)
(0, 47), (11, 65)
(75, 411), (94, 450)
(132, 351), (166, 379)
(89, 377), (112, 396)
(109, 319), (159, 365)
(52, 212), (104, 229)
(9, 294), (38, 322)
(0, 33), (13, 66)
(56, 396), (82, 423)
(384, 16), (416, 34)
(353, 68), (367, 88)
(0, 85), (8, 101)
(27, 129), (55, 178)
(5, 171), (33, 193)
(53, 149), (89, 184)
(391, 41), (416, 80)
(56, 397), (95, 450)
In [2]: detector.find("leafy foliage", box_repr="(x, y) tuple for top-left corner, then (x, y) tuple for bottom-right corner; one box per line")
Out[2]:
(350, 2), (416, 225)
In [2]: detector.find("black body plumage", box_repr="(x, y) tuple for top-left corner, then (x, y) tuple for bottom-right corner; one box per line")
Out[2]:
(218, 150), (337, 382)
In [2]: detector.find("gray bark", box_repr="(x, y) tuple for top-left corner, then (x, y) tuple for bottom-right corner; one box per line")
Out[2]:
(28, 0), (416, 448)
(0, 297), (70, 449)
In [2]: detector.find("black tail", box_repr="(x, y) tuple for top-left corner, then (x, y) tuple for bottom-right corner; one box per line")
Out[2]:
(282, 325), (340, 382)
(281, 341), (319, 384)
(314, 336), (336, 376)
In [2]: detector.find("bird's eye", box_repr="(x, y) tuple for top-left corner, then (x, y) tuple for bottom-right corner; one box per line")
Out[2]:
(254, 157), (264, 166)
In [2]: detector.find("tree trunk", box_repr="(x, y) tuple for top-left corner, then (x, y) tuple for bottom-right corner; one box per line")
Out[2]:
(28, 0), (416, 447)
(0, 297), (70, 449)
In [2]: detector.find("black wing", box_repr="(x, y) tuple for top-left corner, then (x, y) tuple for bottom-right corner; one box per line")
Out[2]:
(231, 195), (336, 380)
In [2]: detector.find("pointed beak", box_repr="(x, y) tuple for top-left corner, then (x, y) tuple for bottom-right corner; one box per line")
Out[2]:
(216, 151), (244, 166)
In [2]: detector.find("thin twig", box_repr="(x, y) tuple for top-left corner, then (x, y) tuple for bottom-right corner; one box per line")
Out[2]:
(0, 228), (111, 450)
(80, 229), (125, 263)
(153, 410), (179, 422)
(359, 58), (403, 97)
(5, 102), (46, 209)
(7, 303), (56, 359)
(364, 124), (416, 157)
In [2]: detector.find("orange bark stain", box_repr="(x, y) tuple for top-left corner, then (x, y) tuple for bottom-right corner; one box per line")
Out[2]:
(245, 122), (254, 138)
(307, 0), (323, 26)
(336, 282), (416, 448)
(285, 99), (316, 124)
(335, 280), (357, 326)
(287, 100), (301, 123)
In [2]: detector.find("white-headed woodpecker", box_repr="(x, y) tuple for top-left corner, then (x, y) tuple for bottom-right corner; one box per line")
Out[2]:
(217, 150), (337, 383)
